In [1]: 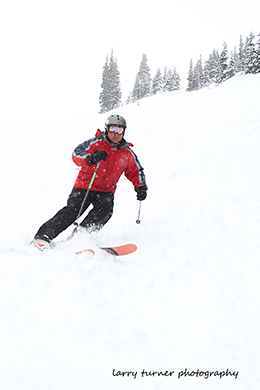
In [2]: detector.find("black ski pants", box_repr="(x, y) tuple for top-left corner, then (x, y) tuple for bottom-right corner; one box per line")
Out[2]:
(34, 188), (114, 242)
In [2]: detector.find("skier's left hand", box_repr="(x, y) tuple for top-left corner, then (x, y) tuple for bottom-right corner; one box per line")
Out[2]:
(136, 186), (147, 201)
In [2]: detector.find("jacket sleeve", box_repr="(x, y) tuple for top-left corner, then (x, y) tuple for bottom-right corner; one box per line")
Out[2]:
(124, 148), (147, 190)
(72, 139), (97, 167)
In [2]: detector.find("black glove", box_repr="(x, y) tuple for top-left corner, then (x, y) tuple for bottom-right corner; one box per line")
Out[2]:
(136, 186), (147, 201)
(88, 150), (108, 165)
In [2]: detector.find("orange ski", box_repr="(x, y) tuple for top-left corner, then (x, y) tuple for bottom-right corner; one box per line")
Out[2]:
(75, 243), (137, 256)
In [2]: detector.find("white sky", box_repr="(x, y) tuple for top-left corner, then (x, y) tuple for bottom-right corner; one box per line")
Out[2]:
(0, 0), (260, 121)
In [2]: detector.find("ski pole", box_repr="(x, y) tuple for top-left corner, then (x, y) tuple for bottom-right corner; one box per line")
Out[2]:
(67, 161), (101, 240)
(136, 201), (142, 224)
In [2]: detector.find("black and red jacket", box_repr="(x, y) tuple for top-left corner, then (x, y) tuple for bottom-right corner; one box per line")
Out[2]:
(72, 129), (147, 194)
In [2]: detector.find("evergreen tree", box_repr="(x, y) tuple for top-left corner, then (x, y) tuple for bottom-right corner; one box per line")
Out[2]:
(162, 67), (169, 91)
(233, 46), (239, 72)
(238, 35), (245, 72)
(167, 68), (174, 91)
(193, 55), (204, 89)
(99, 56), (111, 113)
(152, 68), (163, 94)
(192, 65), (199, 90)
(203, 59), (211, 86)
(162, 67), (172, 91)
(131, 53), (152, 102)
(228, 48), (238, 78)
(108, 51), (121, 109)
(187, 59), (195, 91)
(172, 68), (181, 90)
(217, 42), (229, 84)
(99, 50), (122, 113)
(255, 33), (260, 73)
(244, 32), (257, 74)
(206, 49), (220, 84)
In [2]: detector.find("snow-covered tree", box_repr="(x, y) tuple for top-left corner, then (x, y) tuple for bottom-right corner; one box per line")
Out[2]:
(99, 56), (110, 113)
(207, 49), (220, 84)
(194, 55), (205, 89)
(255, 33), (260, 73)
(244, 32), (257, 74)
(228, 47), (238, 78)
(131, 53), (152, 102)
(217, 42), (229, 84)
(187, 59), (195, 91)
(162, 67), (169, 92)
(99, 50), (122, 113)
(238, 35), (245, 72)
(172, 68), (181, 90)
(203, 59), (211, 87)
(108, 51), (121, 109)
(152, 68), (163, 94)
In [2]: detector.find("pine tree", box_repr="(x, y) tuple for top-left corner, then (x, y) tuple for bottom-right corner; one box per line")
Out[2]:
(217, 42), (229, 84)
(228, 48), (238, 78)
(187, 59), (195, 91)
(99, 56), (111, 113)
(131, 53), (152, 102)
(152, 68), (163, 94)
(172, 68), (181, 90)
(192, 68), (199, 90)
(233, 46), (239, 72)
(99, 50), (122, 113)
(193, 55), (204, 89)
(238, 35), (245, 72)
(163, 67), (172, 91)
(108, 51), (121, 109)
(244, 32), (257, 74)
(255, 33), (260, 73)
(203, 59), (211, 86)
(205, 49), (220, 84)
(162, 67), (169, 92)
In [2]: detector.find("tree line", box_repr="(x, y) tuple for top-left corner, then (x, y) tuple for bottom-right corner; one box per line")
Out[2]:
(99, 51), (180, 113)
(187, 32), (260, 91)
(99, 31), (260, 113)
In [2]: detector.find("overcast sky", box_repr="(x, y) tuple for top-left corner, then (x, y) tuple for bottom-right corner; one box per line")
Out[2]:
(1, 0), (260, 121)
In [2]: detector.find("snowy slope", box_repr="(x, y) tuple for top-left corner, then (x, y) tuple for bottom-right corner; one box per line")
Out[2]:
(0, 74), (260, 390)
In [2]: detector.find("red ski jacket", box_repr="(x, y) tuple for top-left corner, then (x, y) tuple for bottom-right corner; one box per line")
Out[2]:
(72, 130), (147, 194)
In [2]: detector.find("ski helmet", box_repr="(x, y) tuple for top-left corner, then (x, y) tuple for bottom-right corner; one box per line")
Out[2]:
(105, 114), (127, 131)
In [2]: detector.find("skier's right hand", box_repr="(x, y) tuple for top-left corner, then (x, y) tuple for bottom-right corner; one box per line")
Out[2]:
(88, 150), (108, 165)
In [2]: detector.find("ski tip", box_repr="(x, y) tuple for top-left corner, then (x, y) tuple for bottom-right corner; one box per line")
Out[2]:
(101, 243), (137, 256)
(75, 243), (137, 257)
(75, 249), (95, 256)
(121, 243), (137, 255)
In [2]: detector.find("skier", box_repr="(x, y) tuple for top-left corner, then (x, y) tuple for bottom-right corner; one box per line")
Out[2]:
(32, 114), (147, 250)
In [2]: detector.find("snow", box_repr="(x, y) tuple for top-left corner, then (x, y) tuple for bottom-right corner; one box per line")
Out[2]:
(0, 73), (260, 389)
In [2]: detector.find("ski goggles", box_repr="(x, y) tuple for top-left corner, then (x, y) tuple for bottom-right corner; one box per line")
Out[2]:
(108, 125), (124, 135)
